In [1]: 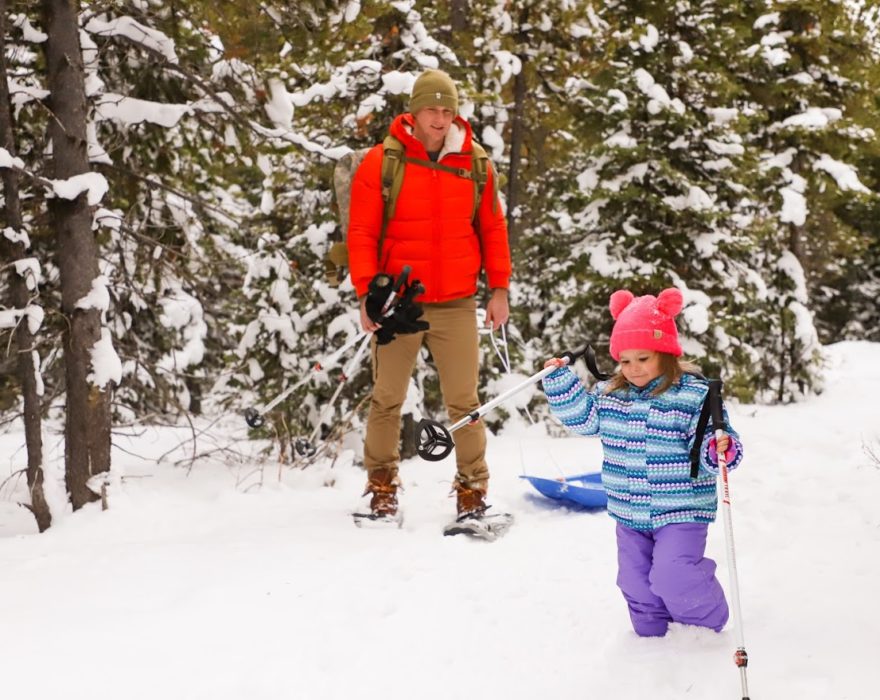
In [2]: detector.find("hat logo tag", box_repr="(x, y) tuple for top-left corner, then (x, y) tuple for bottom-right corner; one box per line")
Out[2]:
(653, 330), (663, 339)
(435, 92), (441, 99)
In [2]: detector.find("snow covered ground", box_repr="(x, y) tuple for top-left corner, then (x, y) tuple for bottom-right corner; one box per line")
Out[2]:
(1, 341), (878, 700)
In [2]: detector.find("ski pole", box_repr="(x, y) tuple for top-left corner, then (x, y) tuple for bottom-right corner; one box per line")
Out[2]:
(293, 267), (423, 457)
(244, 330), (368, 428)
(708, 380), (751, 700)
(416, 343), (595, 461)
(293, 329), (372, 457)
(244, 265), (413, 430)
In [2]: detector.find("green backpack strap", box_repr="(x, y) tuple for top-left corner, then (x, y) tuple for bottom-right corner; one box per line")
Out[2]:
(397, 141), (497, 221)
(379, 135), (406, 262)
(469, 141), (498, 221)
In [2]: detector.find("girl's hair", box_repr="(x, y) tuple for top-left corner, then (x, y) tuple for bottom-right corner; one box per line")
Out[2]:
(604, 352), (701, 396)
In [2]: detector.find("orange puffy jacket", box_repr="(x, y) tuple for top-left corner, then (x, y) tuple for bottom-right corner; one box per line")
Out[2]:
(347, 113), (511, 302)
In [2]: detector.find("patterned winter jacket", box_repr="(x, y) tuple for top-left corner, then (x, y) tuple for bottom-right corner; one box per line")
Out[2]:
(542, 368), (743, 531)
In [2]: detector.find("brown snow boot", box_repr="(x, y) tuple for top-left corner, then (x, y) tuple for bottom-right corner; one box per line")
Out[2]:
(364, 468), (399, 518)
(453, 480), (488, 518)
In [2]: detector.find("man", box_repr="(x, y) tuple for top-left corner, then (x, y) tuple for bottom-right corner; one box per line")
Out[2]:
(347, 68), (511, 530)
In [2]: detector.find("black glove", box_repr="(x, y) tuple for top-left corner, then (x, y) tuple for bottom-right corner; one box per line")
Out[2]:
(375, 297), (430, 345)
(365, 273), (395, 323)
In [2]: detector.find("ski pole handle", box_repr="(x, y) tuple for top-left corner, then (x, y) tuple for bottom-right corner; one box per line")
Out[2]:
(585, 345), (612, 380)
(392, 265), (411, 294)
(375, 265), (412, 318)
(708, 379), (726, 432)
(555, 343), (611, 380)
(560, 343), (590, 366)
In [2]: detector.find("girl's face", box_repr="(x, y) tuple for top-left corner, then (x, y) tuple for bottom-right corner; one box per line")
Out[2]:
(618, 349), (663, 388)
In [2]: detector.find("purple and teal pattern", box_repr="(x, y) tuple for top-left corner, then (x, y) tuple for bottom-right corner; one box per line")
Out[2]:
(542, 368), (743, 532)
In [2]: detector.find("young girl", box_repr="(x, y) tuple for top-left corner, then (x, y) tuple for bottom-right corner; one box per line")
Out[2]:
(542, 288), (743, 637)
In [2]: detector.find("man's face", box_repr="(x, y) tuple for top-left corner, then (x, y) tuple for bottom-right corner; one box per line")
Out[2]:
(412, 106), (455, 151)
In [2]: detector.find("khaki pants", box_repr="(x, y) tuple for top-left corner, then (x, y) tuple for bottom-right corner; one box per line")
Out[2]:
(364, 296), (488, 489)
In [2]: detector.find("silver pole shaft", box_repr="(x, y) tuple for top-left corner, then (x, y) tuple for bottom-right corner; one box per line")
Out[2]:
(304, 332), (372, 448)
(447, 361), (567, 434)
(258, 329), (368, 415)
(715, 428), (751, 699)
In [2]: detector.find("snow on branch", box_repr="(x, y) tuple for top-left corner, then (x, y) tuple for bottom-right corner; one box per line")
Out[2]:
(13, 258), (42, 291)
(3, 226), (31, 249)
(343, 1), (362, 23)
(813, 154), (871, 193)
(88, 328), (122, 389)
(778, 107), (842, 130)
(84, 15), (178, 64)
(780, 186), (807, 226)
(0, 147), (25, 170)
(249, 120), (350, 161)
(12, 14), (47, 43)
(492, 51), (522, 85)
(5, 77), (50, 108)
(157, 289), (208, 375)
(288, 61), (383, 107)
(0, 305), (44, 334)
(664, 186), (715, 212)
(49, 172), (109, 206)
(397, 5), (457, 66)
(3, 149), (110, 207)
(73, 276), (121, 390)
(75, 275), (111, 314)
(633, 69), (685, 115)
(94, 92), (232, 128)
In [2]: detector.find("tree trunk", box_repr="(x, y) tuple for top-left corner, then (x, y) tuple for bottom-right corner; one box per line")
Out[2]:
(43, 0), (113, 510)
(449, 0), (468, 33)
(399, 413), (416, 461)
(505, 13), (529, 246)
(0, 1), (51, 531)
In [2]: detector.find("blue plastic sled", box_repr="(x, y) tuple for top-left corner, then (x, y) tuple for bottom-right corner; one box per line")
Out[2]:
(520, 472), (607, 509)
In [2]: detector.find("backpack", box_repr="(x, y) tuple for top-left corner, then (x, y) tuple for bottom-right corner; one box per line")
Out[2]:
(325, 134), (498, 286)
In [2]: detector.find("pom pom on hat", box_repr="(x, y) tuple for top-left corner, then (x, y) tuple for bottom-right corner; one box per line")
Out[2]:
(409, 69), (459, 115)
(656, 287), (684, 317)
(608, 287), (684, 361)
(609, 290), (635, 320)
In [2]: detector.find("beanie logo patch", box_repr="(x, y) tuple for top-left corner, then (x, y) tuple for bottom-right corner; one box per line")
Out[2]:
(435, 92), (441, 100)
(653, 330), (663, 339)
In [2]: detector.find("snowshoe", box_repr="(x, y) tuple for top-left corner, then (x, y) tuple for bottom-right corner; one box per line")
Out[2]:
(353, 510), (403, 529)
(443, 509), (514, 541)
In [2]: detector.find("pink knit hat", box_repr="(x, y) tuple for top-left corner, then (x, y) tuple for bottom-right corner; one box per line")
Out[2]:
(608, 288), (684, 361)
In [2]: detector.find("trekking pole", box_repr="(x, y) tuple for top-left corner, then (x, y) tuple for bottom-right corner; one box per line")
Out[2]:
(244, 330), (368, 428)
(708, 380), (751, 700)
(416, 343), (596, 461)
(244, 266), (413, 430)
(293, 267), (425, 457)
(293, 330), (372, 457)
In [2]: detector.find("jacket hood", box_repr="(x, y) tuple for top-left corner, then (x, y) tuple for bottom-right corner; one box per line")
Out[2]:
(389, 113), (473, 160)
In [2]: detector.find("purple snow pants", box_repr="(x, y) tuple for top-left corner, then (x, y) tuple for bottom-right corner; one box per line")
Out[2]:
(615, 522), (729, 637)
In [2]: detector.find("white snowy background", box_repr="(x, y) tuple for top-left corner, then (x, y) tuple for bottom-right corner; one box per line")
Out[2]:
(1, 340), (877, 700)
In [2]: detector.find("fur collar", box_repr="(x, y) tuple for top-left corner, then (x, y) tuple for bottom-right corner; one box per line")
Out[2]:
(402, 118), (467, 159)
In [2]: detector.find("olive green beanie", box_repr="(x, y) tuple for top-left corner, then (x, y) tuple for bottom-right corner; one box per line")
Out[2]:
(409, 69), (459, 115)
